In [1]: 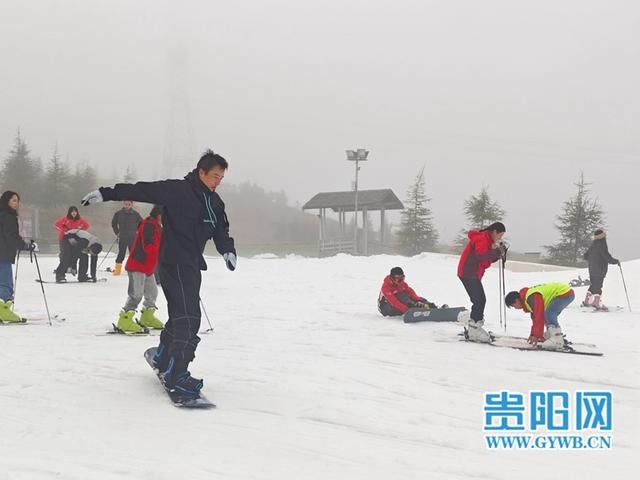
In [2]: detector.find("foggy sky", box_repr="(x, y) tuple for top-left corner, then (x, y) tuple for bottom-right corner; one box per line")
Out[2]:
(1, 0), (638, 258)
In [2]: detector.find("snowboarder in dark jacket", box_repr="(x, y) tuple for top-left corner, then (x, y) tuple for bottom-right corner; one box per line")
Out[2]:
(582, 229), (619, 311)
(0, 191), (37, 322)
(81, 149), (236, 397)
(111, 201), (142, 276)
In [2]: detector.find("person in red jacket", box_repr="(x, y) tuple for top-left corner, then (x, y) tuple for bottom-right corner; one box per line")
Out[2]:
(115, 205), (164, 333)
(378, 267), (437, 316)
(457, 222), (506, 342)
(54, 206), (89, 262)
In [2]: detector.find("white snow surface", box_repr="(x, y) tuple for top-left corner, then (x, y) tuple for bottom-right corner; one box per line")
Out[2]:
(1, 253), (638, 479)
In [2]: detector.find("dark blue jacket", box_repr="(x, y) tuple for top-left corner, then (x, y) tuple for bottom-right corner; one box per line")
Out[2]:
(99, 171), (235, 270)
(0, 206), (28, 263)
(583, 239), (618, 278)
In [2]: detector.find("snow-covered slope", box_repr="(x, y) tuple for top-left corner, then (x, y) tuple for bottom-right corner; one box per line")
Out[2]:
(1, 253), (638, 479)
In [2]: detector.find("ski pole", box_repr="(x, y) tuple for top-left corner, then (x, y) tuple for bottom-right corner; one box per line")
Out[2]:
(31, 249), (52, 326)
(619, 264), (632, 312)
(97, 238), (117, 271)
(200, 298), (214, 333)
(498, 262), (503, 328)
(501, 255), (507, 331)
(11, 250), (20, 310)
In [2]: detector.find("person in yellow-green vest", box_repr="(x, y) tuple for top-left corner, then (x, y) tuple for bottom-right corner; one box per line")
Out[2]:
(504, 283), (575, 350)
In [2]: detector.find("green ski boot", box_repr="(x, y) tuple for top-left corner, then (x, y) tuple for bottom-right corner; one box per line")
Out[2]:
(116, 310), (144, 333)
(138, 307), (164, 330)
(0, 300), (23, 323)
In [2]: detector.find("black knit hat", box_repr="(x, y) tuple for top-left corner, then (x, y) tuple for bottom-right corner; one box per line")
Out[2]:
(390, 267), (404, 276)
(593, 229), (606, 240)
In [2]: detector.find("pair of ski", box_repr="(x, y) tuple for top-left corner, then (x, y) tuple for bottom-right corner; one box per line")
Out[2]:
(36, 278), (107, 284)
(143, 347), (214, 409)
(105, 323), (158, 336)
(461, 331), (603, 356)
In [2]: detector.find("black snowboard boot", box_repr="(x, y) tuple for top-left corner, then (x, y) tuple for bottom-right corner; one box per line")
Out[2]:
(162, 357), (203, 398)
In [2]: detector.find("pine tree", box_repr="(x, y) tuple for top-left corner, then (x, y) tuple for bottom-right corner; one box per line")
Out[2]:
(0, 130), (42, 203)
(396, 167), (439, 255)
(68, 162), (98, 205)
(456, 186), (506, 246)
(44, 145), (71, 206)
(544, 172), (605, 266)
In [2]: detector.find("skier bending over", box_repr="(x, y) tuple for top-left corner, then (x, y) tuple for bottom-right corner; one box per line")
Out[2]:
(116, 204), (165, 334)
(505, 282), (575, 350)
(54, 205), (89, 262)
(582, 229), (619, 311)
(457, 221), (506, 342)
(81, 149), (236, 398)
(0, 191), (37, 323)
(55, 229), (103, 283)
(378, 267), (438, 316)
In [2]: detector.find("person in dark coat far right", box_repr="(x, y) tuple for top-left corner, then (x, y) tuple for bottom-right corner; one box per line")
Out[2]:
(582, 228), (619, 311)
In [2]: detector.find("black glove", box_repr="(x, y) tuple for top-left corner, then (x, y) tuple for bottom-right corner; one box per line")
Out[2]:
(613, 258), (620, 265)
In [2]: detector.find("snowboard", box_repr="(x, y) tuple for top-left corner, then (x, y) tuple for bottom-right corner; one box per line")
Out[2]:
(403, 306), (466, 323)
(143, 347), (215, 408)
(36, 278), (107, 284)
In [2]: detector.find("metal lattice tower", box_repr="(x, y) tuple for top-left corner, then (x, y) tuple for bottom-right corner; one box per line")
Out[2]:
(162, 41), (196, 178)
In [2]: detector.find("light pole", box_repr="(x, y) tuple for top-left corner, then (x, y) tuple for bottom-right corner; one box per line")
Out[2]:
(346, 148), (369, 254)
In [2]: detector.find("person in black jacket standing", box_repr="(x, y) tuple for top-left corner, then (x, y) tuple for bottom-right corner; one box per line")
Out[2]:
(582, 228), (619, 311)
(81, 150), (236, 397)
(111, 201), (142, 276)
(0, 191), (37, 323)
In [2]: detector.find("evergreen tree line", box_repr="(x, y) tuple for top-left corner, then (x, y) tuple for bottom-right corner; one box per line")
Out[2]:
(396, 168), (606, 266)
(0, 131), (607, 264)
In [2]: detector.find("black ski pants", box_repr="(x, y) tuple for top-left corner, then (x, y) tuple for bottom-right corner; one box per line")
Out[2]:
(78, 253), (98, 280)
(56, 239), (84, 279)
(459, 277), (486, 322)
(158, 262), (202, 363)
(379, 292), (427, 316)
(115, 236), (135, 264)
(588, 276), (605, 295)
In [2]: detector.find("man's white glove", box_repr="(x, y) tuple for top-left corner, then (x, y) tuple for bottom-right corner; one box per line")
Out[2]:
(81, 190), (103, 206)
(223, 252), (236, 271)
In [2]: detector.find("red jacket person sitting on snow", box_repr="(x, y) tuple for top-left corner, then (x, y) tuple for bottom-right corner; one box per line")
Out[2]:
(378, 267), (437, 316)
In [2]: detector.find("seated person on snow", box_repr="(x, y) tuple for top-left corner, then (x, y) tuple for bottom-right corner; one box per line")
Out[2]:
(378, 267), (438, 316)
(505, 282), (575, 350)
(55, 229), (103, 283)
